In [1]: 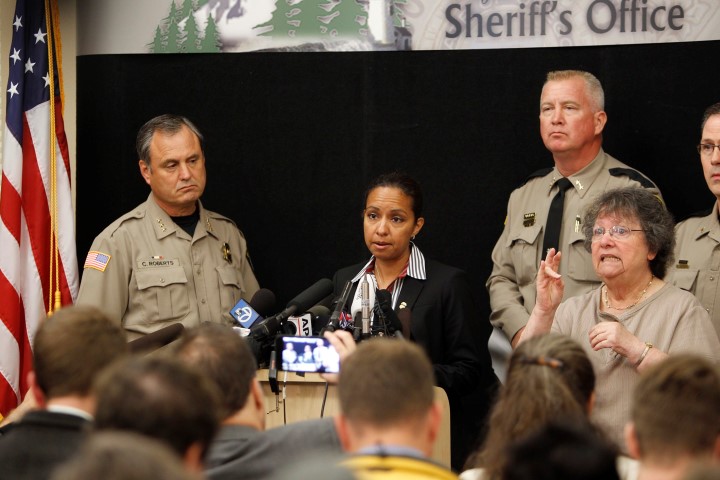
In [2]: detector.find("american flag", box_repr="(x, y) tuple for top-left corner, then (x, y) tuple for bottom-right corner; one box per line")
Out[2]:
(0, 0), (78, 416)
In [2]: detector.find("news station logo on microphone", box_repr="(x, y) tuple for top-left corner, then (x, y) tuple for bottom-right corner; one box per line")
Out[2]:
(286, 314), (313, 336)
(230, 299), (261, 328)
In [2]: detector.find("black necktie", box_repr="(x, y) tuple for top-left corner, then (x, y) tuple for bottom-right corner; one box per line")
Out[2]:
(542, 177), (573, 254)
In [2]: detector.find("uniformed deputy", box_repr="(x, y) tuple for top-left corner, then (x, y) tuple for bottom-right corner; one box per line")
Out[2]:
(666, 102), (720, 337)
(487, 70), (661, 349)
(76, 114), (260, 339)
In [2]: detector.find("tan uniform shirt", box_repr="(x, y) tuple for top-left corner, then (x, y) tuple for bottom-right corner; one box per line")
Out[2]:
(666, 202), (720, 336)
(487, 150), (661, 340)
(76, 193), (260, 339)
(552, 283), (720, 451)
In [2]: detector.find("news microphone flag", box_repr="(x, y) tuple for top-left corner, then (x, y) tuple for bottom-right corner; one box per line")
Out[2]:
(0, 0), (78, 417)
(230, 299), (261, 328)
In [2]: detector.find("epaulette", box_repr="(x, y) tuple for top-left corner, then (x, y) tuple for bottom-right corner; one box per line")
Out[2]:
(608, 168), (656, 189)
(205, 209), (235, 224)
(106, 208), (146, 236)
(205, 210), (243, 235)
(521, 167), (553, 187)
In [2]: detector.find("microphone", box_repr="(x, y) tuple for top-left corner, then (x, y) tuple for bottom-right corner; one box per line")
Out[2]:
(361, 276), (371, 339)
(250, 279), (333, 342)
(249, 288), (277, 317)
(128, 323), (185, 353)
(307, 305), (331, 334)
(375, 289), (404, 338)
(349, 275), (375, 337)
(322, 280), (352, 334)
(230, 288), (276, 328)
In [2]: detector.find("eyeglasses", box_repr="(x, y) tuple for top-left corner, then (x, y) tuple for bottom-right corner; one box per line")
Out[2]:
(591, 225), (644, 241)
(697, 144), (720, 156)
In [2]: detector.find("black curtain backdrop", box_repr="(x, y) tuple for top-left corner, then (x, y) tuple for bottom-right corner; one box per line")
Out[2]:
(77, 41), (718, 314)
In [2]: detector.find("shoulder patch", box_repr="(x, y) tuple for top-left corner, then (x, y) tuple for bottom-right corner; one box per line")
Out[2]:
(84, 251), (111, 272)
(608, 168), (656, 189)
(521, 167), (553, 187)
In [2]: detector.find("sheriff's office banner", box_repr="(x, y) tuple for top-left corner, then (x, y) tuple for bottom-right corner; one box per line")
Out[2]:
(0, 0), (78, 416)
(77, 0), (720, 55)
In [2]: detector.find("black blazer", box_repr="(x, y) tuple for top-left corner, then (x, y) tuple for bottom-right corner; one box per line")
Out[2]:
(333, 257), (498, 469)
(0, 410), (90, 479)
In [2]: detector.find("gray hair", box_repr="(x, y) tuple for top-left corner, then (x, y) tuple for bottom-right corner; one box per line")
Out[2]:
(545, 70), (605, 112)
(700, 102), (720, 132)
(581, 187), (674, 278)
(136, 114), (204, 166)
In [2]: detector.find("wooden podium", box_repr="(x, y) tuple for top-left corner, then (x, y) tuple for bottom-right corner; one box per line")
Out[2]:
(257, 369), (451, 468)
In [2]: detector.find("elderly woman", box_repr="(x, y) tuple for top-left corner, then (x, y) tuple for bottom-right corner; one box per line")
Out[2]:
(333, 172), (498, 470)
(520, 187), (720, 450)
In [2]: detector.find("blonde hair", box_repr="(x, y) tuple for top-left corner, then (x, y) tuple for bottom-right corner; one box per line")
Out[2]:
(545, 70), (605, 112)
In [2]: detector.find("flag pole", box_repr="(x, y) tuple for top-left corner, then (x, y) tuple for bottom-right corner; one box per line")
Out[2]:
(44, 0), (61, 315)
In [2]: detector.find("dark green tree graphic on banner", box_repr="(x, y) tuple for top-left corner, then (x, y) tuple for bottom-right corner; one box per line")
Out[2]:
(148, 0), (224, 53)
(256, 0), (369, 40)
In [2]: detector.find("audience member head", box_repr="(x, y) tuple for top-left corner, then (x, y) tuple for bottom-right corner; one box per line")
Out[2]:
(31, 305), (127, 408)
(502, 417), (620, 480)
(337, 339), (439, 457)
(52, 431), (200, 480)
(174, 323), (263, 428)
(93, 355), (222, 472)
(684, 462), (720, 480)
(469, 333), (595, 477)
(582, 186), (674, 278)
(626, 355), (720, 473)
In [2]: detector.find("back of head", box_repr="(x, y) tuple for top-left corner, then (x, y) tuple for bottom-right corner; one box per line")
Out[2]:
(33, 305), (127, 399)
(503, 417), (619, 480)
(631, 354), (720, 461)
(52, 431), (199, 480)
(174, 323), (257, 419)
(473, 333), (595, 475)
(545, 69), (605, 112)
(339, 338), (434, 428)
(93, 355), (221, 458)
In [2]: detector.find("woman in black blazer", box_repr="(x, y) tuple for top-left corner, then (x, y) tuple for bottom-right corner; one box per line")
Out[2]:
(332, 172), (498, 471)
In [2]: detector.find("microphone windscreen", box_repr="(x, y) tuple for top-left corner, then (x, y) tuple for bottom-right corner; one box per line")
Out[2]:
(249, 288), (276, 318)
(307, 305), (330, 317)
(128, 323), (185, 353)
(312, 315), (330, 335)
(286, 278), (334, 313)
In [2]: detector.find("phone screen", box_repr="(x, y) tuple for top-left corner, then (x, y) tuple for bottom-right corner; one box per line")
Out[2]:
(277, 336), (340, 374)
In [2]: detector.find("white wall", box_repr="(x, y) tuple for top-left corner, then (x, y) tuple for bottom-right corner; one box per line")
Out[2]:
(0, 0), (77, 210)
